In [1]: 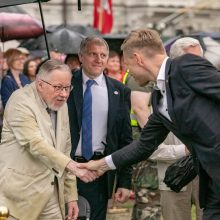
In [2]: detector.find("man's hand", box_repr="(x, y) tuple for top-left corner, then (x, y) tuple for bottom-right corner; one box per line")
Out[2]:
(77, 158), (110, 177)
(66, 160), (98, 182)
(66, 200), (79, 220)
(114, 188), (130, 203)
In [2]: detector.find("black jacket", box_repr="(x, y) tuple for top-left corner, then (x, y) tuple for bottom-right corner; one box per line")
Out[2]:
(67, 69), (133, 198)
(112, 54), (220, 208)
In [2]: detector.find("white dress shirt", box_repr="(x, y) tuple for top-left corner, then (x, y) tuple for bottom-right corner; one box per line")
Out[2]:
(156, 57), (171, 121)
(105, 57), (171, 169)
(75, 71), (108, 156)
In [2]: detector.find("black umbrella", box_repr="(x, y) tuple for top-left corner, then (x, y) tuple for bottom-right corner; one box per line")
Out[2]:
(103, 34), (126, 53)
(71, 25), (101, 37)
(20, 27), (86, 54)
(47, 24), (101, 37)
(48, 28), (85, 54)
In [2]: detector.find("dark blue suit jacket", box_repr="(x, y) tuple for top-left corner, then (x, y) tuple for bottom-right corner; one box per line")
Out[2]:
(112, 54), (220, 208)
(1, 70), (30, 108)
(67, 69), (133, 198)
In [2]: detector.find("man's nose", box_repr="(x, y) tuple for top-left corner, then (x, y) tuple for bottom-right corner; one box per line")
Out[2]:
(95, 54), (103, 62)
(59, 89), (69, 97)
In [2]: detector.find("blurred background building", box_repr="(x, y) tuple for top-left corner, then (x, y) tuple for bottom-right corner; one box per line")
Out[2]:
(22, 0), (220, 37)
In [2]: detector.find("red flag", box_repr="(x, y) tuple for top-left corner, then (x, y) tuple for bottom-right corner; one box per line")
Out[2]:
(93, 0), (113, 34)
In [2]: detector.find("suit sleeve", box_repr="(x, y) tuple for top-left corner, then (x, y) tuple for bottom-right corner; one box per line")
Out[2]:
(112, 112), (169, 168)
(178, 54), (220, 102)
(63, 116), (78, 202)
(116, 86), (133, 189)
(1, 76), (16, 108)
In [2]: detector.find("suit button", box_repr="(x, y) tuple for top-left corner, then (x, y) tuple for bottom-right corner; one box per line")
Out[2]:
(51, 181), (55, 185)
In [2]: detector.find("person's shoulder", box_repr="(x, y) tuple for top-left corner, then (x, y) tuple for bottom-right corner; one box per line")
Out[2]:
(171, 54), (213, 73)
(4, 85), (36, 115)
(9, 84), (32, 103)
(72, 68), (81, 78)
(20, 73), (30, 83)
(71, 69), (82, 83)
(2, 72), (13, 83)
(173, 53), (206, 64)
(106, 75), (124, 87)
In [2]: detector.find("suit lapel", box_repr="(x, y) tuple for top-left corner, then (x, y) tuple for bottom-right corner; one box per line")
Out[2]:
(165, 58), (177, 124)
(106, 76), (120, 136)
(32, 83), (56, 146)
(72, 70), (83, 128)
(55, 110), (62, 151)
(152, 89), (176, 131)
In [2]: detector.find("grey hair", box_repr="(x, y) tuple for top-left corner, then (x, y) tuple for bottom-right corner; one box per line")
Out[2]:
(79, 36), (109, 55)
(170, 37), (203, 58)
(36, 59), (71, 80)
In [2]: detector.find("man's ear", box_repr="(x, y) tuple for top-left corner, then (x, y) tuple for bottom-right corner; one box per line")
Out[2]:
(78, 53), (83, 63)
(36, 79), (43, 92)
(133, 52), (144, 66)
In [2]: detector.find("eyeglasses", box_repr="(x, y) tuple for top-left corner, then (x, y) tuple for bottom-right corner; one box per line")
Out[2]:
(41, 79), (73, 93)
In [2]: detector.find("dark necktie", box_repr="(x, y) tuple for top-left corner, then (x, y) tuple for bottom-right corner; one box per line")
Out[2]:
(46, 107), (57, 133)
(82, 80), (95, 160)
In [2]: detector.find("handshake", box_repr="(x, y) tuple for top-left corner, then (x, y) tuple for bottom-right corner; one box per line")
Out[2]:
(66, 158), (111, 182)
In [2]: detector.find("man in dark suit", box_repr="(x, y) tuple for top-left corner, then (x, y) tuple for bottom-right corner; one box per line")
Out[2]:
(79, 29), (220, 220)
(67, 36), (132, 220)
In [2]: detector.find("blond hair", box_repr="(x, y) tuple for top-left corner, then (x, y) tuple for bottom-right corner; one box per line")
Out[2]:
(121, 29), (165, 57)
(4, 48), (23, 67)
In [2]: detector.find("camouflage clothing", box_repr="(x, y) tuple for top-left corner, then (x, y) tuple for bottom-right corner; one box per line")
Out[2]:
(131, 158), (161, 220)
(131, 119), (161, 220)
(131, 105), (161, 220)
(123, 74), (161, 220)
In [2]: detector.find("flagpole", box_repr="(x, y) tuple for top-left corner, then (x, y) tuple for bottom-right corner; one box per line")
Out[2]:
(98, 0), (103, 33)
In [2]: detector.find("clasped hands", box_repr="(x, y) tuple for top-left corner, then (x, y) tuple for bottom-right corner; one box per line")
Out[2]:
(66, 158), (110, 183)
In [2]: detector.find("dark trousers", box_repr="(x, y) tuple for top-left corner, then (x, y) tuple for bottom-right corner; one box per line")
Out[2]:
(203, 208), (220, 220)
(77, 174), (108, 220)
(202, 182), (220, 220)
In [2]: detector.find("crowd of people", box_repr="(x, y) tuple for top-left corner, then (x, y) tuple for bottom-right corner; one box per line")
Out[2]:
(0, 28), (220, 220)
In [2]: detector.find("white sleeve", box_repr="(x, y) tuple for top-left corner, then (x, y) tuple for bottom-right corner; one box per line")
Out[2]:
(150, 143), (187, 161)
(105, 155), (116, 169)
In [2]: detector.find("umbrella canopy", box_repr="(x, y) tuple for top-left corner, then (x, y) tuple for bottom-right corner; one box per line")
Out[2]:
(47, 24), (101, 37)
(71, 25), (101, 37)
(0, 13), (43, 42)
(48, 28), (85, 54)
(20, 27), (86, 54)
(0, 0), (49, 8)
(0, 6), (44, 42)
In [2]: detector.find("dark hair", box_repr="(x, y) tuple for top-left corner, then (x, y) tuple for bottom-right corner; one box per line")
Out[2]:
(23, 58), (36, 77)
(64, 54), (80, 65)
(108, 50), (120, 59)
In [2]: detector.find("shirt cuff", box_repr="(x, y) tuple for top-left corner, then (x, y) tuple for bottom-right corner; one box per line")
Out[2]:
(105, 155), (116, 170)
